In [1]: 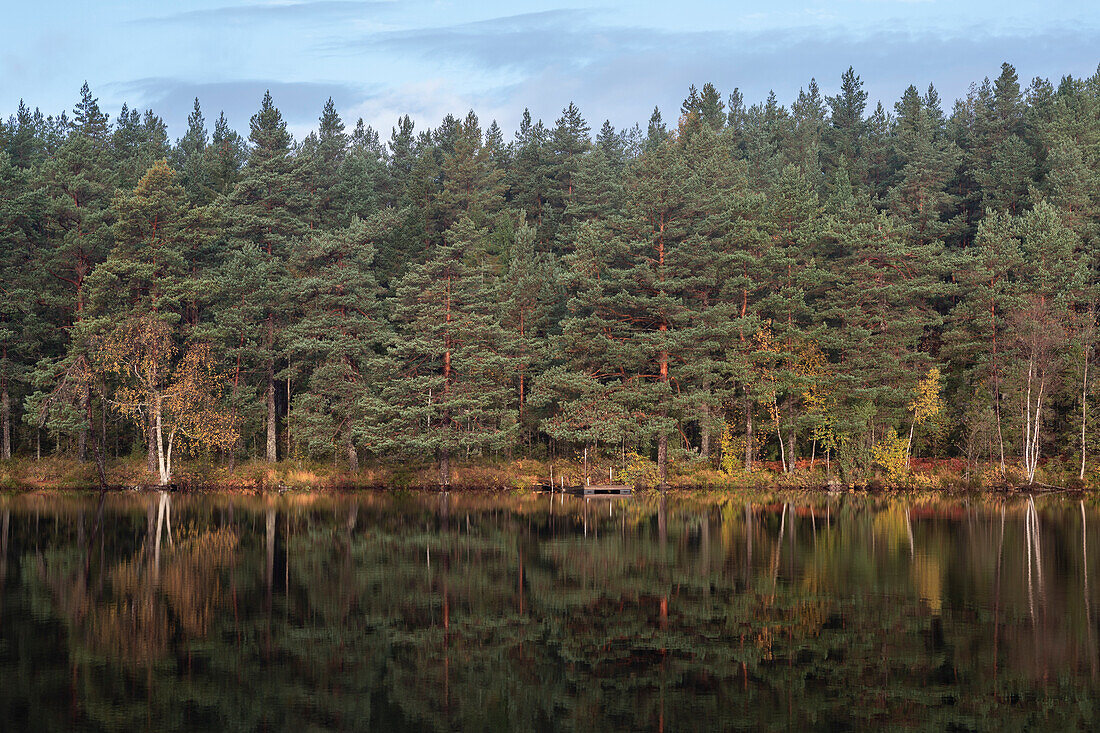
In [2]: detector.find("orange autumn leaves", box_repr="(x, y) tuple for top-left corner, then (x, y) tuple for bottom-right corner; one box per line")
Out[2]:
(96, 317), (237, 483)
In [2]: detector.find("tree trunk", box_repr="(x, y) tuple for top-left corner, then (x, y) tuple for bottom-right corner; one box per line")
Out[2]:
(155, 397), (168, 485)
(787, 428), (796, 472)
(906, 422), (916, 471)
(1022, 355), (1045, 485)
(991, 294), (1006, 475)
(438, 446), (450, 488)
(0, 375), (10, 461)
(346, 435), (359, 472)
(775, 417), (787, 474)
(700, 399), (711, 459)
(265, 360), (277, 463)
(657, 330), (669, 490)
(89, 396), (106, 490)
(165, 430), (176, 485)
(744, 389), (753, 471)
(78, 389), (88, 462)
(657, 432), (668, 491)
(228, 336), (243, 470)
(146, 412), (158, 475)
(440, 276), (453, 491)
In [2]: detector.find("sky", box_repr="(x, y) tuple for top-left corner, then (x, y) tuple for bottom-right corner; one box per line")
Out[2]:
(2, 0), (1099, 143)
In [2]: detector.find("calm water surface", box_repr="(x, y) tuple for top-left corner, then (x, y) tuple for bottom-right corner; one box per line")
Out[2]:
(0, 490), (1097, 731)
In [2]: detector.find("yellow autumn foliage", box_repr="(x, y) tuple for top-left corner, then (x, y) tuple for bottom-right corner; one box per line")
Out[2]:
(614, 451), (661, 488)
(872, 428), (909, 482)
(910, 367), (945, 427)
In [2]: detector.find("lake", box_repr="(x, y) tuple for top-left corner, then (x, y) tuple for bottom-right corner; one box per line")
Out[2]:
(0, 490), (1097, 731)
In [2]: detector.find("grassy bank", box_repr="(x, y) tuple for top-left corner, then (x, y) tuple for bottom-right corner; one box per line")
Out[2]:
(1, 454), (1097, 492)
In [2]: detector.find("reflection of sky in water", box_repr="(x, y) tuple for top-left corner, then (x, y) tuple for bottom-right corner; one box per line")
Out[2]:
(0, 491), (1096, 730)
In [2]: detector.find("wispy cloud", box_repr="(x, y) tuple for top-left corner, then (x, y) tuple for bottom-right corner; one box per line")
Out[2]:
(334, 10), (675, 73)
(338, 10), (616, 70)
(527, 25), (1099, 126)
(41, 5), (1100, 141)
(134, 1), (396, 26)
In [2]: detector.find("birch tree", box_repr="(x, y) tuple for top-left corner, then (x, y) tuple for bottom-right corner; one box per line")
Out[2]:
(97, 318), (236, 484)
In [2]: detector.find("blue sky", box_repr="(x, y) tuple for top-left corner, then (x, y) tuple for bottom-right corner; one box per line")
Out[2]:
(3, 1), (1098, 142)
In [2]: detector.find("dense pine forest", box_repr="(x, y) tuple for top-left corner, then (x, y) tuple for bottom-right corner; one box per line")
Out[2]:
(2, 62), (1100, 488)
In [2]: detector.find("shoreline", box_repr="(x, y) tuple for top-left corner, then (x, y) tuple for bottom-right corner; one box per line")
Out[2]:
(1, 455), (1095, 495)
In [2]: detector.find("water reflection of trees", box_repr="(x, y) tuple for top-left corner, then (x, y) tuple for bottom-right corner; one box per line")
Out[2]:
(0, 492), (1097, 730)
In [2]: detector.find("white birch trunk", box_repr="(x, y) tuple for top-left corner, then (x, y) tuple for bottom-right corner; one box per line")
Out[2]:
(155, 396), (168, 485)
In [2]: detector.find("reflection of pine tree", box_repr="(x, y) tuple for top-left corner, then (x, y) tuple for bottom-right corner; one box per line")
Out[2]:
(5, 495), (1100, 730)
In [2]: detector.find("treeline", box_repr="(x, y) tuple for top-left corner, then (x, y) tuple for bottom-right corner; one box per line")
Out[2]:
(2, 62), (1100, 486)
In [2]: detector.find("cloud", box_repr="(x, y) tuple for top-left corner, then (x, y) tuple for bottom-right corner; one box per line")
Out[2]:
(113, 78), (374, 138)
(336, 10), (681, 73)
(134, 1), (395, 26)
(342, 78), (514, 136)
(331, 13), (1100, 135)
(103, 11), (1100, 143)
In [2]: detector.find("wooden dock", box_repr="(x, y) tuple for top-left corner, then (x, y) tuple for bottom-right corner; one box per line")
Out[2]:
(570, 484), (633, 497)
(536, 482), (633, 496)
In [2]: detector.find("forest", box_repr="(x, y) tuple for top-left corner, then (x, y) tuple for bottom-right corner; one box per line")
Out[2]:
(1, 62), (1099, 488)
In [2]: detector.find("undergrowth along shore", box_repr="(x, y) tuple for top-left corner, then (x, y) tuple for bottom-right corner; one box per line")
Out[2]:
(0, 456), (1096, 493)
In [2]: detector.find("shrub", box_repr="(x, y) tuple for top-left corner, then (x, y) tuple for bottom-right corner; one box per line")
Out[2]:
(871, 429), (909, 484)
(615, 451), (661, 488)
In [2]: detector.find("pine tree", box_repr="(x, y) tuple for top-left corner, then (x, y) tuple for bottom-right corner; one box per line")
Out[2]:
(742, 92), (790, 188)
(87, 160), (190, 323)
(286, 210), (398, 468)
(484, 120), (508, 168)
(825, 67), (868, 186)
(112, 106), (168, 190)
(680, 83), (725, 131)
(206, 111), (247, 197)
(387, 114), (417, 204)
(35, 83), (117, 459)
(171, 98), (214, 205)
(4, 101), (45, 169)
(755, 164), (827, 470)
(533, 221), (644, 461)
(644, 106), (669, 153)
(944, 210), (1022, 473)
(499, 220), (554, 441)
(697, 83), (726, 131)
(546, 102), (591, 247)
(0, 151), (47, 458)
(788, 79), (826, 180)
(299, 97), (348, 231)
(886, 85), (963, 246)
(594, 121), (625, 169)
(815, 177), (946, 479)
(726, 89), (748, 154)
(508, 109), (553, 236)
(84, 159), (199, 473)
(225, 91), (310, 462)
(863, 102), (893, 199)
(387, 216), (517, 485)
(437, 110), (504, 229)
(338, 119), (388, 226)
